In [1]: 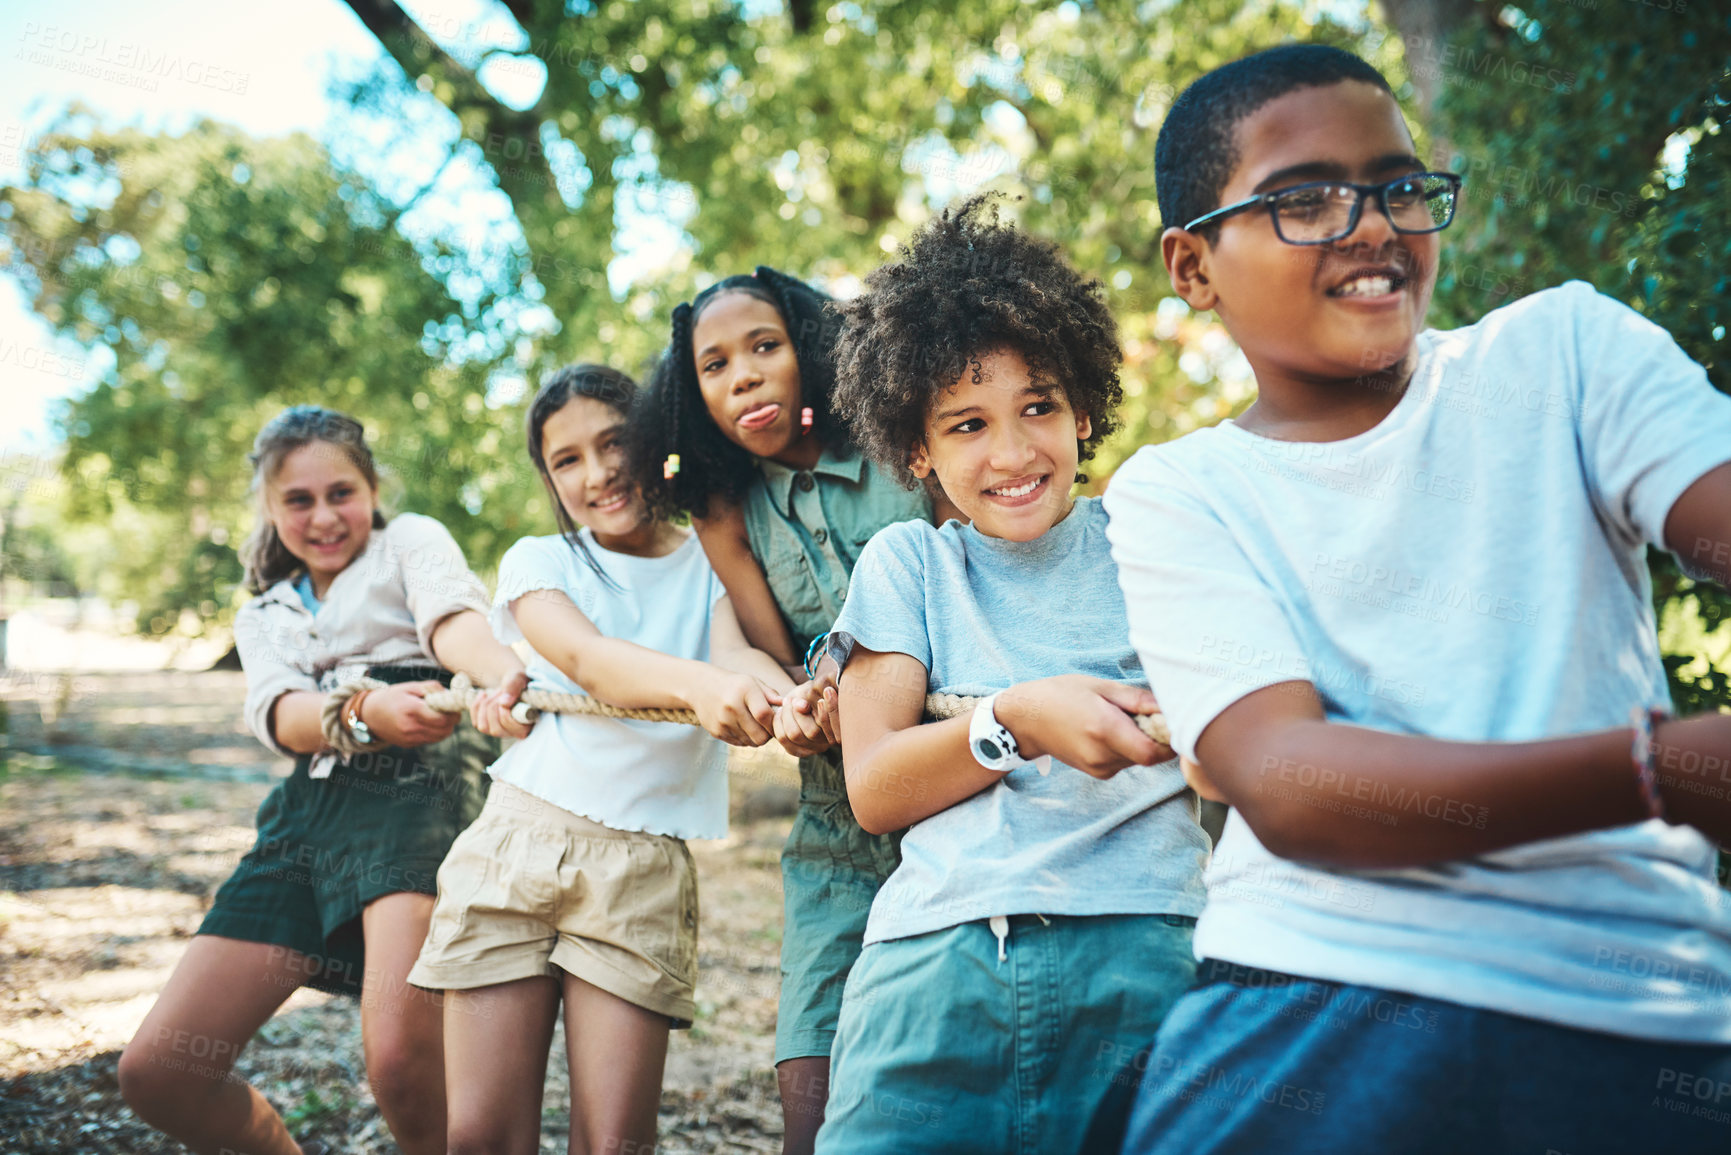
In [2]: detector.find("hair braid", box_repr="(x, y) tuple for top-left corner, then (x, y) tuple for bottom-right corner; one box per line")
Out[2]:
(632, 268), (852, 520)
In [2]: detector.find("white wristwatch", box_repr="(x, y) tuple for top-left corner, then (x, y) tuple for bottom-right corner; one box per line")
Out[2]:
(969, 692), (1027, 773)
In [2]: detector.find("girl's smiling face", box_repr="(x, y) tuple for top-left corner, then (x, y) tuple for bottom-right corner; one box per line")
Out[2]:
(267, 443), (378, 591)
(912, 347), (1091, 542)
(540, 394), (651, 546)
(691, 290), (806, 459)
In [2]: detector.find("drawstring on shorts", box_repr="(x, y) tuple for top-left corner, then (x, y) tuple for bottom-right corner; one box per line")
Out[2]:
(988, 913), (1052, 964)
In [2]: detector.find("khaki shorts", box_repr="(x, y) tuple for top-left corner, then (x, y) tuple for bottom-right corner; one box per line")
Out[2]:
(407, 780), (699, 1025)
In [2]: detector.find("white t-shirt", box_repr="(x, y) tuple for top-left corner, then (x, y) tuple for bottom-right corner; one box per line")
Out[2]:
(489, 529), (730, 840)
(1104, 282), (1731, 1044)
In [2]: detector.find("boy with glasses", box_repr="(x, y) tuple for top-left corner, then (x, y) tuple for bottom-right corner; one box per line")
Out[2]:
(1105, 44), (1731, 1154)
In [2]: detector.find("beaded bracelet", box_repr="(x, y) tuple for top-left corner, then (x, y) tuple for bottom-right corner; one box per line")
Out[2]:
(803, 631), (830, 682)
(1629, 705), (1669, 822)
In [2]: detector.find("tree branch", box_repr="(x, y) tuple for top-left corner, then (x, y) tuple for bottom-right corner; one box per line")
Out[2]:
(1379, 0), (1479, 118)
(381, 148), (457, 234)
(339, 0), (561, 211)
(493, 0), (539, 30)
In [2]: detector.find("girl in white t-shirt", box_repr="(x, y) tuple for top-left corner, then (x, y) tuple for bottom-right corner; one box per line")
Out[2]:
(408, 364), (787, 1155)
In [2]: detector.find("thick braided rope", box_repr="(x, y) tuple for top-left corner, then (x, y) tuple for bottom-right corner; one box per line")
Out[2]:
(426, 675), (698, 725)
(429, 675), (1171, 745)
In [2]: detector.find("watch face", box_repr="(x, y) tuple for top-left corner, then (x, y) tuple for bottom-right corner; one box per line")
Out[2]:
(975, 737), (1003, 761)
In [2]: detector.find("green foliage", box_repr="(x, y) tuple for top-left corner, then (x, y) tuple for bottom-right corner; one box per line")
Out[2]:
(335, 0), (1397, 473)
(6, 1), (1386, 635)
(1, 482), (81, 596)
(0, 114), (549, 633)
(3, 0), (1725, 709)
(1422, 0), (1731, 708)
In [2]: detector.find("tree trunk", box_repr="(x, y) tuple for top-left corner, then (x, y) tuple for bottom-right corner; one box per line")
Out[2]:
(338, 0), (562, 214)
(1378, 0), (1482, 118)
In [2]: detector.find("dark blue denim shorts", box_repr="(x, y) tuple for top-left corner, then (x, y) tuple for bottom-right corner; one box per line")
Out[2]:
(1118, 959), (1731, 1155)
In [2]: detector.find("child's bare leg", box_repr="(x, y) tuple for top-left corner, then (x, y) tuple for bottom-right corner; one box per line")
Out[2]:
(442, 976), (561, 1155)
(358, 893), (448, 1155)
(563, 973), (669, 1155)
(118, 935), (308, 1155)
(776, 1056), (830, 1155)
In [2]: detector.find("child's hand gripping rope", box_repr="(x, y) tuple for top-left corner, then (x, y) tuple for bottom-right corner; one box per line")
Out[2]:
(930, 676), (1175, 778)
(691, 671), (781, 747)
(466, 669), (533, 740)
(774, 670), (841, 758)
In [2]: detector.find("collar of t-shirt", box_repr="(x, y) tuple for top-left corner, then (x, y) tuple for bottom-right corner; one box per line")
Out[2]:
(957, 495), (1095, 568)
(756, 442), (868, 518)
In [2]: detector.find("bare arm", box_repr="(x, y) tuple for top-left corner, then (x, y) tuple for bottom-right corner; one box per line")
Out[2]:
(428, 609), (526, 686)
(512, 587), (775, 745)
(1190, 680), (1731, 869)
(427, 609), (531, 739)
(1666, 460), (1731, 586)
(708, 595), (796, 693)
(268, 691), (329, 755)
(838, 646), (1169, 835)
(837, 648), (1002, 835)
(694, 499), (800, 672)
(266, 682), (463, 753)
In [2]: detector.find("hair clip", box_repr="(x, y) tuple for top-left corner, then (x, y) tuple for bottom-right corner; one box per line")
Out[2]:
(663, 453), (681, 479)
(800, 406), (814, 432)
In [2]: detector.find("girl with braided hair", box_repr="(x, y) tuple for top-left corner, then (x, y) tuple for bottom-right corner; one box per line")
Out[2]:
(635, 268), (955, 1153)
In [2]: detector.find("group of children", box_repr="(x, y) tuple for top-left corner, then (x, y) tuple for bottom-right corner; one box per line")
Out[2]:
(116, 43), (1731, 1155)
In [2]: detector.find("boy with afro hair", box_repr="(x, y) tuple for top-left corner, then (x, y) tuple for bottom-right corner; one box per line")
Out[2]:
(1106, 43), (1731, 1154)
(812, 193), (1211, 1153)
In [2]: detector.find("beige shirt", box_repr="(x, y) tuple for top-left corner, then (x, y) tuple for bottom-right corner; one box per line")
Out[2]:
(234, 512), (490, 769)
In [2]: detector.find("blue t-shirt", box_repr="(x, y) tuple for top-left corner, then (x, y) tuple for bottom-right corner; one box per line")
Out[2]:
(831, 496), (1210, 945)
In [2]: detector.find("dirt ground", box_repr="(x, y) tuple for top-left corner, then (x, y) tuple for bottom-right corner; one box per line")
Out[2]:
(0, 670), (802, 1153)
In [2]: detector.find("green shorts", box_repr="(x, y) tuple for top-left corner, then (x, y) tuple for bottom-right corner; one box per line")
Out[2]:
(198, 668), (493, 996)
(819, 913), (1198, 1154)
(777, 750), (902, 1063)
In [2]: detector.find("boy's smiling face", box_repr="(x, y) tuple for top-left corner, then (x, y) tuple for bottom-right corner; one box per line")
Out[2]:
(912, 347), (1090, 542)
(1164, 80), (1440, 388)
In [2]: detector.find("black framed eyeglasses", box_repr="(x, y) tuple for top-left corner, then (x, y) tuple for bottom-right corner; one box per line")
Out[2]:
(1184, 171), (1463, 245)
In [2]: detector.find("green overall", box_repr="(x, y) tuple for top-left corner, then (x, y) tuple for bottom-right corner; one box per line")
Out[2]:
(743, 444), (931, 1061)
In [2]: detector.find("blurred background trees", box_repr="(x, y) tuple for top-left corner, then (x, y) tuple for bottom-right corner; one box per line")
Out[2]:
(2, 0), (1725, 706)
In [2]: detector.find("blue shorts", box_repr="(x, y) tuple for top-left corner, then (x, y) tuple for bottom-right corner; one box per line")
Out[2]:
(817, 912), (1197, 1154)
(1120, 959), (1731, 1155)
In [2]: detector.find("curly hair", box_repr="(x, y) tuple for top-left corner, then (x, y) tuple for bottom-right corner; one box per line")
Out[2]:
(632, 267), (850, 520)
(831, 193), (1122, 485)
